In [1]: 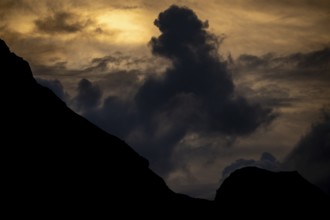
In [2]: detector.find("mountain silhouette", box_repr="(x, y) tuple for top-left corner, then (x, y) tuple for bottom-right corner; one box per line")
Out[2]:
(215, 167), (330, 217)
(1, 39), (329, 218)
(1, 39), (213, 217)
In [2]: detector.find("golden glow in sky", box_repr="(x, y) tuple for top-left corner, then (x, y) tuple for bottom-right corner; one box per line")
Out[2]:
(97, 10), (153, 44)
(1, 0), (329, 65)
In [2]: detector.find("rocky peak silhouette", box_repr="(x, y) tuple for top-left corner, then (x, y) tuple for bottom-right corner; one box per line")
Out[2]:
(1, 39), (35, 88)
(1, 39), (213, 218)
(1, 39), (329, 218)
(215, 167), (330, 217)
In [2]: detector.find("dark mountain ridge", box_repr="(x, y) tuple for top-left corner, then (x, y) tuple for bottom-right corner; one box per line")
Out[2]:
(1, 39), (329, 217)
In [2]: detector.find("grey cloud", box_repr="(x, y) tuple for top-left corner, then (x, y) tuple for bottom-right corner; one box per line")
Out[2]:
(96, 70), (142, 100)
(292, 48), (330, 69)
(87, 54), (149, 73)
(33, 62), (69, 76)
(235, 83), (297, 109)
(282, 110), (330, 195)
(236, 48), (330, 82)
(72, 78), (102, 112)
(236, 54), (272, 69)
(233, 48), (330, 111)
(35, 11), (90, 34)
(137, 5), (274, 137)
(33, 53), (149, 77)
(32, 53), (146, 105)
(83, 96), (134, 138)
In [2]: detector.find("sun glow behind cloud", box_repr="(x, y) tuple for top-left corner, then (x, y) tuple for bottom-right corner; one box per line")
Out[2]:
(97, 10), (154, 45)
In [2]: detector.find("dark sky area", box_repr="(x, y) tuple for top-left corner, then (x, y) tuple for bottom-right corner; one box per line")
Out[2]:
(1, 0), (329, 198)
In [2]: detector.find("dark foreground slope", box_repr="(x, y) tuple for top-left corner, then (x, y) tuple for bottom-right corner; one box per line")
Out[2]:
(1, 39), (329, 217)
(1, 39), (212, 217)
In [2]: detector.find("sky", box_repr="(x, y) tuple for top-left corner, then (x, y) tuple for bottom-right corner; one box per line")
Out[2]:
(1, 0), (329, 198)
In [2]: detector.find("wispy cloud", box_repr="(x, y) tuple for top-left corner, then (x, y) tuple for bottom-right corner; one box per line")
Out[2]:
(35, 11), (91, 34)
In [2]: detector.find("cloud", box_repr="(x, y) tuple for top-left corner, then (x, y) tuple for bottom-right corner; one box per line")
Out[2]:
(71, 5), (275, 175)
(35, 11), (90, 34)
(232, 48), (330, 114)
(221, 152), (280, 182)
(229, 48), (330, 196)
(137, 5), (275, 135)
(282, 109), (330, 195)
(72, 78), (102, 112)
(0, 0), (31, 18)
(36, 77), (68, 101)
(236, 48), (330, 82)
(240, 0), (330, 12)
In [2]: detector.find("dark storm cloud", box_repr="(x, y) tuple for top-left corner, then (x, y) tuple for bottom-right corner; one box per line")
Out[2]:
(282, 110), (330, 195)
(136, 5), (274, 136)
(75, 5), (275, 175)
(72, 78), (102, 112)
(35, 11), (90, 34)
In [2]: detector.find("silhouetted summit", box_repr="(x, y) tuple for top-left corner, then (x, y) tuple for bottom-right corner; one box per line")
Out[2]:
(0, 39), (9, 53)
(1, 39), (329, 218)
(215, 167), (330, 217)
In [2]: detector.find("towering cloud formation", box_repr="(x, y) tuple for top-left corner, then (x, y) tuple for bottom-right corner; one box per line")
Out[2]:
(132, 5), (274, 173)
(136, 5), (274, 136)
(70, 5), (275, 175)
